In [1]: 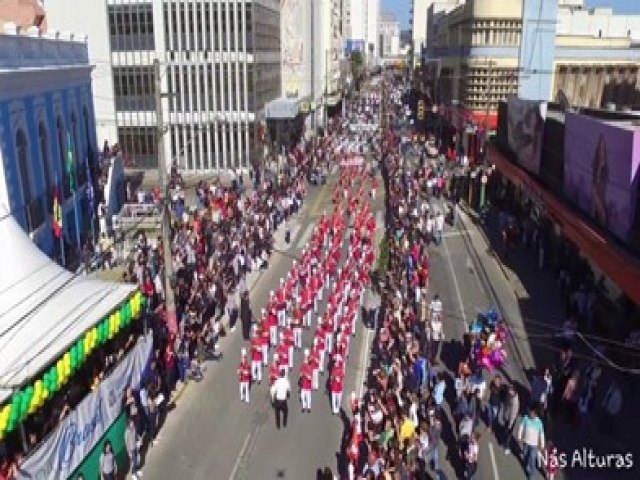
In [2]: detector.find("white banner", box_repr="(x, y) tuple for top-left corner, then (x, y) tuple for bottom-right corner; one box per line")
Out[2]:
(340, 156), (365, 167)
(19, 333), (153, 480)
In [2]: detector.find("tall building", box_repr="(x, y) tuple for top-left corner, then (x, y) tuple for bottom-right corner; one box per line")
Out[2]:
(411, 0), (434, 64)
(343, 0), (378, 64)
(0, 22), (98, 257)
(426, 0), (640, 129)
(47, 0), (281, 173)
(378, 11), (400, 59)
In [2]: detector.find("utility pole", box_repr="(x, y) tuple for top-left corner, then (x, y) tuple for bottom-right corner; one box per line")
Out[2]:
(154, 58), (178, 336)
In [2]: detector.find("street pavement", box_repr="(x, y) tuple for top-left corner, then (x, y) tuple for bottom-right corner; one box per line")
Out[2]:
(141, 168), (385, 480)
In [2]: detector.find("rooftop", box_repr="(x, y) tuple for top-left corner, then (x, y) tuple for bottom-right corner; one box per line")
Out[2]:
(0, 22), (89, 70)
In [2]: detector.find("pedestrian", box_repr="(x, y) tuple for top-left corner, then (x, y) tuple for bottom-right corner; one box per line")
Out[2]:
(486, 375), (502, 432)
(299, 349), (313, 413)
(124, 417), (142, 479)
(518, 406), (545, 480)
(464, 431), (480, 479)
(270, 369), (291, 429)
(501, 384), (520, 454)
(237, 348), (251, 403)
(99, 440), (118, 480)
(240, 290), (253, 340)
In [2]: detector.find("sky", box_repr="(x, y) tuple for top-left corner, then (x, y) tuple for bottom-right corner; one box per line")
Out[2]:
(382, 0), (640, 30)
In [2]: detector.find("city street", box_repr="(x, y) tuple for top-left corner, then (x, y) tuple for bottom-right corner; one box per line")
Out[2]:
(141, 166), (385, 480)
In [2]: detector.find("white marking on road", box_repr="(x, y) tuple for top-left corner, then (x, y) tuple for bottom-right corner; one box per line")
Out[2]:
(357, 326), (373, 398)
(229, 432), (251, 480)
(296, 224), (314, 250)
(442, 234), (466, 320)
(488, 442), (500, 480)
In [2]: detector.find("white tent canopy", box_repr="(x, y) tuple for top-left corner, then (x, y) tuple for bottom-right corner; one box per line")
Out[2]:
(0, 207), (135, 404)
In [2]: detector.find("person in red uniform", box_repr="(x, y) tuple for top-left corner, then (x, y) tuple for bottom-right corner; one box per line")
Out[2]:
(309, 345), (320, 390)
(269, 354), (280, 386)
(276, 333), (290, 376)
(266, 307), (278, 347)
(291, 303), (303, 350)
(259, 321), (270, 366)
(314, 330), (326, 374)
(237, 348), (251, 403)
(250, 330), (263, 384)
(282, 324), (295, 369)
(330, 361), (344, 415)
(299, 350), (313, 413)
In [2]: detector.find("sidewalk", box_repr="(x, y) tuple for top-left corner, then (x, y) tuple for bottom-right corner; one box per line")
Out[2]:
(459, 204), (639, 462)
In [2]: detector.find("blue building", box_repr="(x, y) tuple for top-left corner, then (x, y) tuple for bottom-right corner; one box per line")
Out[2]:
(0, 25), (99, 260)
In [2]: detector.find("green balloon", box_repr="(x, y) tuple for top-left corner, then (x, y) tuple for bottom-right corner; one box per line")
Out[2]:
(7, 419), (16, 433)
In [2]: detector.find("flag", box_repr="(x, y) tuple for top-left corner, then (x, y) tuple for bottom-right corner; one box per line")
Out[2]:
(85, 155), (95, 216)
(66, 132), (76, 192)
(53, 186), (63, 239)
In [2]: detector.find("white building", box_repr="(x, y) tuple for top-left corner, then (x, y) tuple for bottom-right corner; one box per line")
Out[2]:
(411, 0), (434, 63)
(378, 11), (400, 58)
(344, 0), (378, 64)
(47, 0), (281, 173)
(556, 0), (640, 41)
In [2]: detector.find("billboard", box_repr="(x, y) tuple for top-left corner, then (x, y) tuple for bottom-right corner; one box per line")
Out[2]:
(281, 0), (309, 98)
(507, 97), (546, 175)
(564, 112), (640, 242)
(345, 39), (365, 55)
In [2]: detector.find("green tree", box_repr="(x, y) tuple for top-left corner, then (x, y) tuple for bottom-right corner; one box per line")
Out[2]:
(350, 51), (365, 91)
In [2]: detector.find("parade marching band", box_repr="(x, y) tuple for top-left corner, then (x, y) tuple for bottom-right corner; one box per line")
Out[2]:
(236, 163), (377, 421)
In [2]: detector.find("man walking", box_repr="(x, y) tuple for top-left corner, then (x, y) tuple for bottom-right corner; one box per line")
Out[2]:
(501, 384), (520, 454)
(237, 348), (251, 403)
(270, 369), (291, 429)
(518, 406), (545, 479)
(125, 417), (143, 479)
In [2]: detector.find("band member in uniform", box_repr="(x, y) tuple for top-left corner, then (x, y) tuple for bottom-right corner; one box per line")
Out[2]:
(250, 329), (263, 384)
(237, 348), (251, 403)
(299, 350), (313, 413)
(309, 344), (320, 391)
(260, 321), (270, 366)
(269, 354), (280, 386)
(282, 323), (295, 369)
(276, 333), (290, 377)
(291, 303), (303, 350)
(330, 359), (344, 415)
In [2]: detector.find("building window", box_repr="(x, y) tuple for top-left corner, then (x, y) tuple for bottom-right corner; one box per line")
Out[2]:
(71, 113), (86, 186)
(56, 117), (70, 198)
(38, 122), (54, 197)
(16, 128), (32, 206)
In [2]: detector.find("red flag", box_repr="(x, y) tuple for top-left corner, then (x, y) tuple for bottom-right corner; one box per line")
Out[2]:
(53, 186), (62, 239)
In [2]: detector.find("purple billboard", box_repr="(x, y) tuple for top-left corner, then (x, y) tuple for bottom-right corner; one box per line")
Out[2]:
(507, 97), (547, 175)
(563, 112), (640, 242)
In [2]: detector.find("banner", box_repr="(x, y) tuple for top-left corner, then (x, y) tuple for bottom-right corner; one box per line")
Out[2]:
(506, 97), (546, 175)
(19, 333), (153, 480)
(564, 112), (640, 242)
(340, 156), (364, 167)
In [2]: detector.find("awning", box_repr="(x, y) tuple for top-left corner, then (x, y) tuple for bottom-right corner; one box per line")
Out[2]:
(265, 98), (299, 119)
(488, 144), (640, 305)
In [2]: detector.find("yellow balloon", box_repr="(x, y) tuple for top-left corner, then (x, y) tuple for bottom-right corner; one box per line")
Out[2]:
(34, 380), (43, 393)
(42, 388), (49, 401)
(1, 405), (10, 422)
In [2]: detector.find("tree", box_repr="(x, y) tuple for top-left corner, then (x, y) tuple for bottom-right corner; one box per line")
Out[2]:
(350, 51), (365, 91)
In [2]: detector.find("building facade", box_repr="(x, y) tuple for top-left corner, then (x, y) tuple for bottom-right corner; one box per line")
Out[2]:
(47, 0), (281, 173)
(0, 25), (98, 257)
(411, 0), (434, 65)
(426, 0), (640, 129)
(378, 11), (400, 58)
(343, 0), (378, 65)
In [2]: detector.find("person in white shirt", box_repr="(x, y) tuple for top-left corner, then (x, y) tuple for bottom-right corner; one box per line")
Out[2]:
(435, 211), (445, 244)
(270, 370), (291, 429)
(429, 294), (443, 321)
